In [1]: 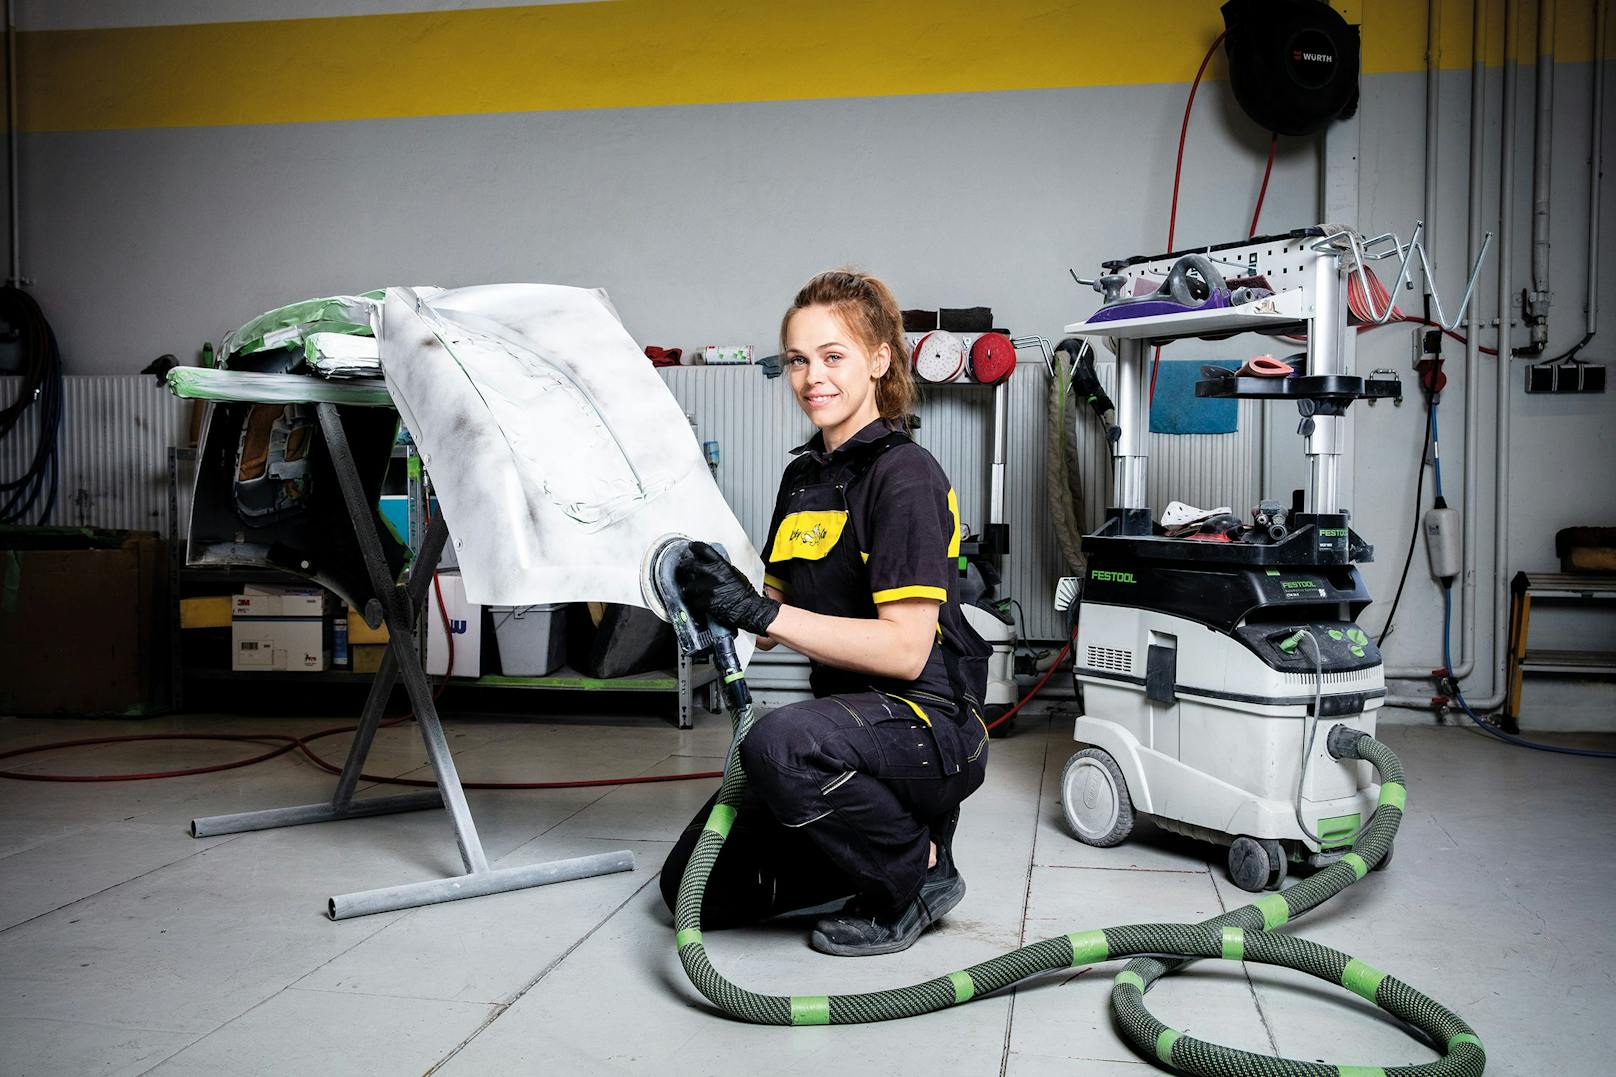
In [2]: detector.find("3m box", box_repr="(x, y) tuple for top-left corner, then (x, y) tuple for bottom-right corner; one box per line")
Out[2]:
(232, 584), (331, 671)
(232, 620), (327, 671)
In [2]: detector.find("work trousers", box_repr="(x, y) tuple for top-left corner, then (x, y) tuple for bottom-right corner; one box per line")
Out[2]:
(659, 690), (988, 924)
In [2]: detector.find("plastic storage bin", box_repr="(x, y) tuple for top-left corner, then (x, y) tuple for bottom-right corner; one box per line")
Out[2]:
(491, 603), (568, 676)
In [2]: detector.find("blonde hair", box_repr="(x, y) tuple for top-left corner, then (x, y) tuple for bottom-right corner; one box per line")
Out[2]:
(780, 268), (914, 422)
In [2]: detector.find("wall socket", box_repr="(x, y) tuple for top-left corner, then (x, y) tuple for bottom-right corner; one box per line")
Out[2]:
(1525, 362), (1606, 393)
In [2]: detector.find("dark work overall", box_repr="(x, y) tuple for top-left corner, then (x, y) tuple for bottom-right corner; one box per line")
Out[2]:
(660, 431), (990, 922)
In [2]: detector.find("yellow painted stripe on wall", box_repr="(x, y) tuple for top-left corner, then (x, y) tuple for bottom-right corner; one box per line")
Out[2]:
(17, 0), (1610, 132)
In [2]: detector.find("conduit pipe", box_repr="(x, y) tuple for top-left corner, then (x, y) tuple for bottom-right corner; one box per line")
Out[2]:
(1476, 0), (1521, 710)
(1385, 0), (1488, 698)
(1425, 0), (1442, 272)
(1585, 0), (1607, 345)
(5, 0), (18, 286)
(1526, 0), (1557, 355)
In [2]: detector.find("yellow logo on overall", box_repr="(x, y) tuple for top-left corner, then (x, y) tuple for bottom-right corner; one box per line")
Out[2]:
(770, 510), (848, 562)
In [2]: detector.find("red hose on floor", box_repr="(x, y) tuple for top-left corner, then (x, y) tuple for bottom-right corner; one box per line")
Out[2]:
(0, 572), (721, 788)
(983, 624), (1079, 732)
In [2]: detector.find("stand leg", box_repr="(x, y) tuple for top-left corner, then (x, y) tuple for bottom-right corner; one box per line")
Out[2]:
(196, 407), (638, 916)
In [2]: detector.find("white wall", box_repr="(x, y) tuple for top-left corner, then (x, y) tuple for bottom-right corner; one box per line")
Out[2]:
(8, 7), (1613, 728)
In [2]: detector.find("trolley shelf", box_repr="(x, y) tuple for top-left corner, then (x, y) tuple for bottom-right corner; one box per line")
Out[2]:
(1195, 374), (1402, 403)
(1062, 289), (1309, 341)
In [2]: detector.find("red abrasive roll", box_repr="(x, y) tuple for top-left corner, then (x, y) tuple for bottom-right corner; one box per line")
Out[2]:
(968, 332), (1017, 383)
(912, 331), (966, 383)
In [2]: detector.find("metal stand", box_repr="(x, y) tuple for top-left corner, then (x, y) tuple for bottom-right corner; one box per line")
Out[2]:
(190, 403), (636, 919)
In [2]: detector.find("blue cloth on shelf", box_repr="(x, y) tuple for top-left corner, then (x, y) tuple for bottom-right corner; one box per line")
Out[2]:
(1149, 359), (1240, 435)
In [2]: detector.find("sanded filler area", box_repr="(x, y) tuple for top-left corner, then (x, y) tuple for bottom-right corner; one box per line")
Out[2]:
(0, 715), (1609, 1075)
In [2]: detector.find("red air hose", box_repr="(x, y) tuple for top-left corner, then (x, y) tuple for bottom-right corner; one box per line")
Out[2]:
(0, 569), (721, 788)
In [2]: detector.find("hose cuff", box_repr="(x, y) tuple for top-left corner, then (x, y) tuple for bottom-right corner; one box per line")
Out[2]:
(1326, 724), (1365, 760)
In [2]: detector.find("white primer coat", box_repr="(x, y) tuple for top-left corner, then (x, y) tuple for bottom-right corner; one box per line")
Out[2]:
(379, 282), (760, 664)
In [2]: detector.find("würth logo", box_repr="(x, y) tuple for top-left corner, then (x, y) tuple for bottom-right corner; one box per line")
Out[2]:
(1294, 49), (1333, 62)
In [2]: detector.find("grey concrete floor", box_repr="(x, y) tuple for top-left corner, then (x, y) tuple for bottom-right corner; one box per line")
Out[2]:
(1, 708), (1611, 1076)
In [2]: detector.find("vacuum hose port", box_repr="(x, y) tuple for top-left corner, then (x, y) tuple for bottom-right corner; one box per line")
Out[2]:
(1326, 723), (1366, 760)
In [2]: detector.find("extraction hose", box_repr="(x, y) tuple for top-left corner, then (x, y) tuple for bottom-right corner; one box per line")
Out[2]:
(674, 709), (1486, 1075)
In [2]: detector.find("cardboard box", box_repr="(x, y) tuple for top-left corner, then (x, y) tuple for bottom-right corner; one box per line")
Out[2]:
(232, 583), (331, 672)
(0, 530), (169, 714)
(180, 595), (233, 629)
(425, 572), (480, 677)
(232, 620), (327, 672)
(352, 643), (389, 675)
(347, 606), (389, 645)
(702, 344), (753, 365)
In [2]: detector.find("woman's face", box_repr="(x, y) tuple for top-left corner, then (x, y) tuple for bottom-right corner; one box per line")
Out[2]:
(783, 303), (889, 444)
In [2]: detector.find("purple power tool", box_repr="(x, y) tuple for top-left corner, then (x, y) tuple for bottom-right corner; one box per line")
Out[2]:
(1085, 254), (1233, 325)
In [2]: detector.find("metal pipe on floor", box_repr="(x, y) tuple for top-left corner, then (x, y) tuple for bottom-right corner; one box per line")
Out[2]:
(328, 850), (637, 920)
(192, 792), (445, 838)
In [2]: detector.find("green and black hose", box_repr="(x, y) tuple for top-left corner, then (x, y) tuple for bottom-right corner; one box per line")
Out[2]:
(674, 705), (1486, 1076)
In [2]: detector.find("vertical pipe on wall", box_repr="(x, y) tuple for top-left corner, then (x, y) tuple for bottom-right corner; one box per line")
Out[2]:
(1455, 0), (1488, 682)
(1527, 0), (1556, 355)
(1475, 0), (1520, 709)
(1425, 0), (1442, 271)
(5, 0), (18, 287)
(1586, 0), (1607, 344)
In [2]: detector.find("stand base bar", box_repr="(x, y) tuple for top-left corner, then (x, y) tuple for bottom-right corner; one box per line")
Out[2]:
(190, 791), (445, 838)
(327, 850), (638, 920)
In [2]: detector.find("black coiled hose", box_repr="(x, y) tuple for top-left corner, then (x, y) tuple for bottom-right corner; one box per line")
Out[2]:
(0, 285), (64, 525)
(673, 705), (1486, 1076)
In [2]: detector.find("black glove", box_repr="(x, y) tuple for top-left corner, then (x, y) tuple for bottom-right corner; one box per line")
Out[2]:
(674, 541), (780, 637)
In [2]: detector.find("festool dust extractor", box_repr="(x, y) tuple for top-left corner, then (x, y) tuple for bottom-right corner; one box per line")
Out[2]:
(643, 531), (1486, 1076)
(1054, 226), (1485, 895)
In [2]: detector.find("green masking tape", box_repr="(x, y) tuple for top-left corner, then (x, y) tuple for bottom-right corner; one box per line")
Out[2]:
(1342, 958), (1387, 1003)
(703, 802), (737, 838)
(1220, 926), (1245, 962)
(723, 670), (744, 683)
(1255, 893), (1290, 929)
(1448, 1033), (1483, 1051)
(1337, 1067), (1387, 1077)
(1068, 929), (1109, 965)
(1379, 782), (1407, 811)
(1115, 970), (1145, 992)
(1341, 852), (1369, 879)
(1156, 1028), (1182, 1065)
(948, 970), (975, 1004)
(675, 928), (703, 950)
(790, 996), (831, 1025)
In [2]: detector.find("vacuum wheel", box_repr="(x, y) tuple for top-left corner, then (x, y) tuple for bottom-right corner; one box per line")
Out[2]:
(985, 704), (1015, 739)
(1228, 836), (1288, 893)
(1060, 748), (1135, 847)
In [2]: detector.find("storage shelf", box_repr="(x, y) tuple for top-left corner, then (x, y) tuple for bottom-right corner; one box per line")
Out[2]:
(1506, 570), (1616, 730)
(1518, 650), (1616, 675)
(185, 665), (686, 691)
(476, 668), (681, 691)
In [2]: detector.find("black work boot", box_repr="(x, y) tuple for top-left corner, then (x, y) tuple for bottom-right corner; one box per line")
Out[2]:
(809, 846), (966, 957)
